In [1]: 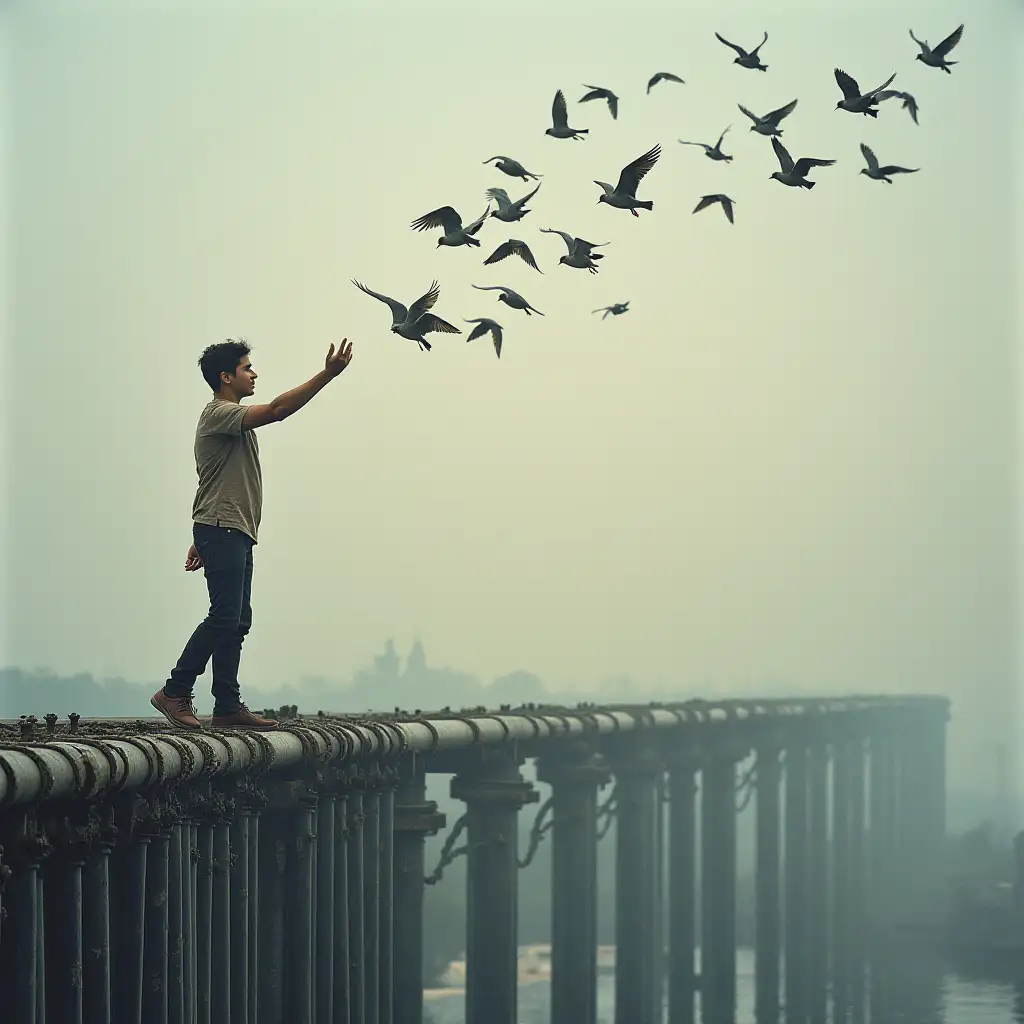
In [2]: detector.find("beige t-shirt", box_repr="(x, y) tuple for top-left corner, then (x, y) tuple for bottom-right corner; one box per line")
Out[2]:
(191, 398), (263, 543)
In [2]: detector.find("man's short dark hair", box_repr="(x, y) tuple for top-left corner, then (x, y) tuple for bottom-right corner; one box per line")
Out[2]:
(198, 338), (251, 392)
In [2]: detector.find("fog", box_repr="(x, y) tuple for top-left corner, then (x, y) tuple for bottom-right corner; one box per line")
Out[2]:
(2, 1), (1021, 808)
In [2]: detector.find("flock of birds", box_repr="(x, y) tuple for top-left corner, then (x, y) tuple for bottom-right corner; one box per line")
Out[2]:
(351, 23), (965, 360)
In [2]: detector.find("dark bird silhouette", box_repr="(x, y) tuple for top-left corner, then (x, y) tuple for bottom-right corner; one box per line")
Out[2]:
(579, 84), (619, 119)
(482, 156), (542, 180)
(464, 318), (504, 359)
(593, 302), (630, 319)
(678, 127), (733, 162)
(769, 137), (835, 189)
(483, 238), (543, 273)
(546, 89), (588, 140)
(692, 194), (736, 223)
(351, 279), (460, 351)
(595, 144), (661, 216)
(410, 204), (490, 247)
(834, 68), (897, 117)
(472, 284), (544, 316)
(858, 143), (919, 184)
(910, 23), (963, 73)
(715, 31), (769, 71)
(647, 72), (685, 93)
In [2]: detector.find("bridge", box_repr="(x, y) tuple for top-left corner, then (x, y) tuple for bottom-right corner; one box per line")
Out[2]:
(0, 694), (948, 1024)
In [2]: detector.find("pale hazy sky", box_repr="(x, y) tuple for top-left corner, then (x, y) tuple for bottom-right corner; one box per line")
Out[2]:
(2, 1), (1021, 784)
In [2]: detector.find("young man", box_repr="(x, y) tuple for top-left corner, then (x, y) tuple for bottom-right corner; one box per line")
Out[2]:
(151, 337), (354, 730)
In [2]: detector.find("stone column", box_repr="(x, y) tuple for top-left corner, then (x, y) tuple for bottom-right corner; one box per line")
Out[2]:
(701, 740), (746, 1024)
(754, 733), (783, 1024)
(783, 731), (809, 1024)
(894, 700), (949, 930)
(847, 727), (867, 1024)
(537, 741), (610, 1024)
(393, 756), (446, 1024)
(607, 736), (663, 1024)
(806, 730), (829, 1024)
(830, 729), (853, 1022)
(451, 747), (538, 1024)
(666, 753), (699, 1024)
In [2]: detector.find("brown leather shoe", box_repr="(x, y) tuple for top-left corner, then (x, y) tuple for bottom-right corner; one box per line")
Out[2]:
(151, 688), (203, 730)
(209, 703), (277, 731)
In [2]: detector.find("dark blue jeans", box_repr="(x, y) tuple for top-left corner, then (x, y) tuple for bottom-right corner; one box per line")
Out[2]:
(165, 522), (253, 715)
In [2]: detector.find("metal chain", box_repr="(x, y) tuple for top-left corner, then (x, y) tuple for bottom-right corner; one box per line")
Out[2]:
(517, 796), (554, 869)
(596, 785), (618, 841)
(735, 755), (758, 812)
(424, 812), (468, 886)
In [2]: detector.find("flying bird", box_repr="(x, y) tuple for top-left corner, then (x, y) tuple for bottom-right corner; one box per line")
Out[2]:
(594, 144), (661, 216)
(715, 31), (769, 71)
(834, 68), (897, 117)
(692, 194), (735, 224)
(464, 318), (504, 359)
(482, 156), (542, 181)
(769, 136), (835, 189)
(546, 89), (588, 140)
(647, 72), (685, 93)
(579, 84), (619, 120)
(351, 279), (460, 352)
(471, 284), (544, 316)
(483, 238), (543, 273)
(858, 143), (919, 184)
(539, 227), (608, 274)
(909, 24), (963, 73)
(738, 97), (798, 136)
(485, 184), (542, 223)
(678, 127), (733, 162)
(876, 89), (920, 125)
(410, 204), (490, 247)
(593, 302), (630, 320)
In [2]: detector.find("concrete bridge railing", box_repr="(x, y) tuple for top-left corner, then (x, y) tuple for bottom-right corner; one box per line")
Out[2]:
(0, 694), (949, 1024)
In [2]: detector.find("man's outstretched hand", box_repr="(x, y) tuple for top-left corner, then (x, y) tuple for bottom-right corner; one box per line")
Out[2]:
(185, 543), (203, 572)
(325, 339), (354, 378)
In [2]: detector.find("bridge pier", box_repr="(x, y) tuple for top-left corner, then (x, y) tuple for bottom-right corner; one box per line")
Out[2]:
(700, 743), (745, 1024)
(141, 817), (170, 1024)
(537, 741), (610, 1024)
(754, 736), (782, 1024)
(609, 735), (662, 1024)
(287, 792), (317, 1024)
(868, 719), (899, 935)
(229, 804), (254, 1024)
(393, 757), (445, 1024)
(257, 805), (285, 1023)
(362, 782), (381, 1024)
(1, 819), (45, 1024)
(666, 753), (699, 1024)
(332, 787), (351, 1024)
(378, 775), (395, 1024)
(167, 822), (184, 1024)
(346, 789), (366, 1024)
(896, 703), (948, 930)
(452, 746), (538, 1024)
(847, 729), (867, 1024)
(806, 731), (829, 1024)
(783, 734), (808, 1024)
(830, 730), (853, 1022)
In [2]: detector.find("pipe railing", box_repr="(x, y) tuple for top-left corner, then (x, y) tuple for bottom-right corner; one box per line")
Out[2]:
(0, 694), (949, 1024)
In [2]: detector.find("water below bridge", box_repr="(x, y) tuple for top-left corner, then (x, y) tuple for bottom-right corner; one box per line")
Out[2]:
(424, 949), (1021, 1024)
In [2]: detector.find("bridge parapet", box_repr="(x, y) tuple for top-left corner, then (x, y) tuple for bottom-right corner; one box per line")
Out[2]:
(0, 694), (949, 1024)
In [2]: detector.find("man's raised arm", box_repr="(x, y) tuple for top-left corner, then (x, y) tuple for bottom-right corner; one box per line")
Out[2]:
(243, 340), (353, 430)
